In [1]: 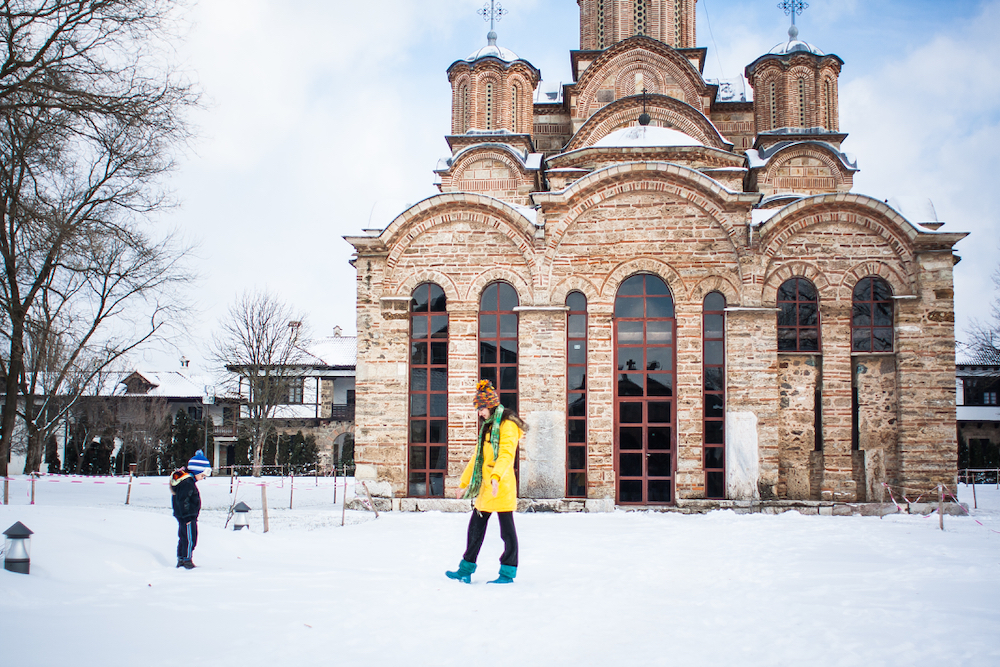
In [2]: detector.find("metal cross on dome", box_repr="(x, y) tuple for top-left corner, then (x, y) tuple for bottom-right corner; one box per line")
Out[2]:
(778, 0), (809, 26)
(478, 0), (508, 32)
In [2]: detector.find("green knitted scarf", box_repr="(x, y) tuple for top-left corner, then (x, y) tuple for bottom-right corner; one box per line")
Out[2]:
(464, 404), (504, 500)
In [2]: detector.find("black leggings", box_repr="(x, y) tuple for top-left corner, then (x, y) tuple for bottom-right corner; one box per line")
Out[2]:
(463, 509), (518, 567)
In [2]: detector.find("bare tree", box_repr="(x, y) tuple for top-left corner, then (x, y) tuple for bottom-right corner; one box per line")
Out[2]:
(0, 0), (197, 481)
(17, 224), (189, 472)
(211, 290), (308, 477)
(115, 395), (171, 475)
(964, 260), (1000, 364)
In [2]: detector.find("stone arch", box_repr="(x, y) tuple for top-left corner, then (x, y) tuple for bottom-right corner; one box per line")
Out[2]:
(541, 162), (753, 259)
(381, 194), (537, 275)
(565, 94), (730, 151)
(614, 61), (665, 98)
(689, 274), (742, 305)
(759, 195), (918, 268)
(838, 260), (912, 301)
(601, 257), (688, 302)
(465, 266), (534, 305)
(450, 147), (524, 184)
(762, 261), (831, 305)
(575, 37), (708, 116)
(551, 275), (602, 306)
(388, 270), (462, 307)
(758, 143), (853, 195)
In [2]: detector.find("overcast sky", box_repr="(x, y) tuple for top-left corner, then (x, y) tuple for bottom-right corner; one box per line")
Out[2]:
(153, 0), (1000, 373)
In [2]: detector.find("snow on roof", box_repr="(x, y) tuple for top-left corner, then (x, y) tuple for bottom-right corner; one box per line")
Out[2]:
(706, 77), (747, 103)
(303, 336), (357, 368)
(593, 126), (703, 148)
(111, 370), (211, 399)
(534, 80), (563, 104)
(957, 345), (1000, 366)
(769, 38), (825, 56)
(887, 196), (940, 224)
(752, 208), (781, 226)
(465, 31), (520, 63)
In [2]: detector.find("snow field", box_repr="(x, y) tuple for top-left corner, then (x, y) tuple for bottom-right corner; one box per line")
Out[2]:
(1, 475), (998, 667)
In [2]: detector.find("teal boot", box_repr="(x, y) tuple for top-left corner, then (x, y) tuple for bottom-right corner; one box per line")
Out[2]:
(488, 564), (516, 584)
(445, 559), (476, 583)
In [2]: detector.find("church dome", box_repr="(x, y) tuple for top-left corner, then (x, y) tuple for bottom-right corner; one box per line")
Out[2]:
(465, 31), (520, 63)
(594, 126), (703, 148)
(768, 25), (824, 56)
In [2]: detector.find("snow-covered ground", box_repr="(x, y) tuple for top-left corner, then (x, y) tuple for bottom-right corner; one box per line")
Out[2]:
(1, 474), (999, 666)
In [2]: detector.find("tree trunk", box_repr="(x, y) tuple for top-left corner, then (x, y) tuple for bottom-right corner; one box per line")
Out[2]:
(1, 320), (26, 479)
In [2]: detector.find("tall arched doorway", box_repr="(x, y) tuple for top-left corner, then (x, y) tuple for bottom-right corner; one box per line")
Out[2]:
(614, 273), (676, 504)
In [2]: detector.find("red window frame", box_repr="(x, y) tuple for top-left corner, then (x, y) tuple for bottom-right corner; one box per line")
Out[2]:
(408, 283), (448, 497)
(777, 277), (820, 352)
(703, 292), (726, 499)
(851, 277), (894, 352)
(613, 274), (676, 505)
(479, 282), (519, 413)
(566, 291), (587, 498)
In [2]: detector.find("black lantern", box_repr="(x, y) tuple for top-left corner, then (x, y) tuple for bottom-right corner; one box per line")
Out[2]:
(3, 521), (33, 575)
(233, 501), (251, 531)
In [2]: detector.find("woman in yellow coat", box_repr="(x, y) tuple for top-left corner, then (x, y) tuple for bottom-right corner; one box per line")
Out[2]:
(446, 380), (526, 584)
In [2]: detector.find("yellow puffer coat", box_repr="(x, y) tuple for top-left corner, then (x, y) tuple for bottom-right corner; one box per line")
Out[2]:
(459, 418), (523, 513)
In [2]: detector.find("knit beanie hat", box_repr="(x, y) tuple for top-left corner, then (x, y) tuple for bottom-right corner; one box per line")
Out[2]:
(187, 450), (211, 476)
(474, 379), (500, 410)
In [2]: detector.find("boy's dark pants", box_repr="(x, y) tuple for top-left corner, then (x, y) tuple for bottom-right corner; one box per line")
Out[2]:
(463, 509), (518, 567)
(177, 519), (198, 561)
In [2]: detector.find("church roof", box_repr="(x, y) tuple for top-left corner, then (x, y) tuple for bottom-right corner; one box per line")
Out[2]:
(464, 31), (519, 63)
(593, 126), (704, 148)
(768, 23), (824, 56)
(768, 38), (825, 56)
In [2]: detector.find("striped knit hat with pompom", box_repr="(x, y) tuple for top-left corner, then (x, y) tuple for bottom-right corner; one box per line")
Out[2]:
(187, 450), (211, 476)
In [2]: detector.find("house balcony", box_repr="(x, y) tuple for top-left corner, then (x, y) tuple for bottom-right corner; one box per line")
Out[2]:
(330, 404), (355, 421)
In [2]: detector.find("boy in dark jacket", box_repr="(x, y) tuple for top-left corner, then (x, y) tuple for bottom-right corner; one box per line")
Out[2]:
(171, 450), (211, 569)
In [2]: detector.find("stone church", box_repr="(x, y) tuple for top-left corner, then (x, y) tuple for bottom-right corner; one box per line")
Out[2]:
(346, 1), (966, 509)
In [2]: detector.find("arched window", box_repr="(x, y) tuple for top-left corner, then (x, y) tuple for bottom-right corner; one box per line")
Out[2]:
(566, 291), (588, 498)
(703, 292), (726, 498)
(614, 274), (675, 504)
(798, 78), (807, 127)
(769, 81), (778, 130)
(408, 283), (448, 497)
(460, 84), (469, 133)
(823, 80), (833, 129)
(511, 83), (519, 133)
(597, 0), (606, 49)
(634, 0), (647, 36)
(485, 82), (495, 131)
(777, 278), (820, 352)
(479, 282), (518, 412)
(852, 277), (893, 352)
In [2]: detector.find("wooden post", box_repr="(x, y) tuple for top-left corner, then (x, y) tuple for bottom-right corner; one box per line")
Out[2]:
(362, 481), (380, 518)
(3, 477), (8, 505)
(261, 483), (270, 533)
(230, 465), (235, 494)
(340, 472), (347, 527)
(289, 472), (294, 510)
(938, 485), (944, 531)
(125, 463), (136, 505)
(971, 476), (977, 509)
(30, 474), (36, 505)
(332, 464), (337, 504)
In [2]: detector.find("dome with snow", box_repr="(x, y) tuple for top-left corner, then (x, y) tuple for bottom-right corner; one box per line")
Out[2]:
(465, 31), (520, 63)
(768, 25), (824, 56)
(594, 126), (704, 148)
